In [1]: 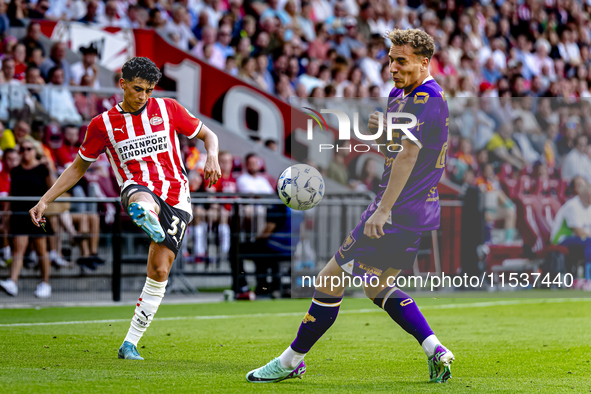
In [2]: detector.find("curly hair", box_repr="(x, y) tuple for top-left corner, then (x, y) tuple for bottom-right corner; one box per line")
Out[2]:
(388, 29), (435, 60)
(121, 57), (162, 84)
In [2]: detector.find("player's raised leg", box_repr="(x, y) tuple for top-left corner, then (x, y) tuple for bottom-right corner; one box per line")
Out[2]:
(127, 192), (165, 243)
(119, 241), (174, 360)
(366, 269), (454, 383)
(246, 257), (345, 383)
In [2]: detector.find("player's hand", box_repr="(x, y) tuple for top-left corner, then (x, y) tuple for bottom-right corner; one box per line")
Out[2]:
(29, 200), (48, 228)
(204, 154), (222, 188)
(364, 209), (389, 239)
(368, 111), (387, 130)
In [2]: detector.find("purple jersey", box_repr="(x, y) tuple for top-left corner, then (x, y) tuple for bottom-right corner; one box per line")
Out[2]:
(368, 76), (449, 231)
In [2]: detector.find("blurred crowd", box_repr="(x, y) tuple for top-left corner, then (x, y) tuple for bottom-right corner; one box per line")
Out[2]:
(3, 0), (591, 293)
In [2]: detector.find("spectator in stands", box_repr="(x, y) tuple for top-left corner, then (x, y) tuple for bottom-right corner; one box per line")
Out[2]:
(40, 42), (71, 85)
(10, 120), (31, 148)
(18, 22), (44, 58)
(557, 29), (581, 66)
(356, 2), (373, 43)
(0, 147), (18, 195)
(460, 98), (495, 151)
(192, 25), (225, 69)
(27, 47), (45, 69)
(475, 162), (517, 244)
(40, 67), (83, 124)
(78, 0), (99, 24)
(486, 123), (526, 170)
(255, 52), (274, 94)
(74, 75), (101, 119)
(308, 23), (330, 61)
(298, 58), (324, 94)
(7, 0), (27, 27)
(481, 57), (502, 84)
(238, 56), (267, 91)
(26, 65), (45, 103)
(195, 151), (237, 260)
(28, 0), (50, 20)
(551, 184), (591, 286)
(216, 24), (235, 60)
(359, 158), (380, 194)
(13, 43), (27, 81)
(0, 136), (54, 298)
(264, 139), (277, 152)
(295, 1), (315, 43)
(147, 8), (166, 29)
(326, 140), (350, 186)
(511, 117), (540, 165)
(343, 16), (364, 59)
(0, 1), (9, 37)
(561, 135), (591, 184)
(0, 58), (36, 121)
(236, 152), (273, 194)
(557, 121), (578, 157)
(0, 146), (18, 263)
(97, 0), (132, 28)
(163, 3), (198, 51)
(70, 44), (100, 89)
(53, 124), (102, 268)
(359, 43), (383, 87)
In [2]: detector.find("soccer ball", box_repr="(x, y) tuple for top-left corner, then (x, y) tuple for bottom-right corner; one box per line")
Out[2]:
(277, 164), (325, 211)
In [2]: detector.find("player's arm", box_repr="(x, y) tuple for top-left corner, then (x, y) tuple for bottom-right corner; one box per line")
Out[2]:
(364, 139), (420, 239)
(196, 125), (222, 187)
(29, 155), (92, 227)
(169, 99), (221, 186)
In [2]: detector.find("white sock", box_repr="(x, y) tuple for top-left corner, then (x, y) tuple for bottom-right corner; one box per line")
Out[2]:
(194, 222), (207, 255)
(278, 346), (306, 369)
(124, 277), (167, 346)
(49, 250), (58, 261)
(421, 334), (440, 357)
(2, 246), (10, 260)
(219, 223), (230, 254)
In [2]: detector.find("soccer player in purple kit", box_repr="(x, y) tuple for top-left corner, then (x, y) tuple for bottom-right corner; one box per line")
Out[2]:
(246, 29), (454, 384)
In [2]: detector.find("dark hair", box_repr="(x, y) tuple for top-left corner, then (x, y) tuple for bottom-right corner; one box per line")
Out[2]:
(245, 152), (258, 162)
(25, 64), (39, 73)
(47, 66), (63, 81)
(121, 57), (162, 84)
(3, 148), (16, 160)
(264, 139), (276, 147)
(149, 8), (161, 18)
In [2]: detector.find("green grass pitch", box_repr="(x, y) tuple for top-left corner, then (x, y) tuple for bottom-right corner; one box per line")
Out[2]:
(0, 296), (590, 393)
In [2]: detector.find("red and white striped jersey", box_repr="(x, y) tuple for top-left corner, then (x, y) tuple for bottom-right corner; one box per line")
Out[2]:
(78, 97), (203, 215)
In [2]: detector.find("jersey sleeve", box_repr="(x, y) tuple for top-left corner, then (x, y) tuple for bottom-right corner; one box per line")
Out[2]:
(78, 117), (106, 163)
(394, 88), (441, 149)
(168, 99), (204, 139)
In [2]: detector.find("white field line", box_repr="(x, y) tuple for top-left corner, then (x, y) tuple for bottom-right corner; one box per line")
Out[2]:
(0, 298), (590, 328)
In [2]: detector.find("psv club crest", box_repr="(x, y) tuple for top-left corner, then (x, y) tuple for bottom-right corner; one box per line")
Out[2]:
(150, 116), (163, 126)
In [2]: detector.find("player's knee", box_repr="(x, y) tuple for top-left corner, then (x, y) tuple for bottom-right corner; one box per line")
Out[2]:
(151, 266), (170, 281)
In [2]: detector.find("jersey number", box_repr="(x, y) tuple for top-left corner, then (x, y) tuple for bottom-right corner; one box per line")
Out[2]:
(435, 142), (448, 169)
(167, 216), (186, 246)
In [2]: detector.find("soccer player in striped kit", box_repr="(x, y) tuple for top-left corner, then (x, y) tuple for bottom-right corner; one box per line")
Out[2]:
(29, 57), (221, 360)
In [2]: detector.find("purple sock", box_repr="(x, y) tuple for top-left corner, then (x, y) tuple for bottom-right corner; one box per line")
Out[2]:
(373, 287), (433, 344)
(290, 290), (342, 353)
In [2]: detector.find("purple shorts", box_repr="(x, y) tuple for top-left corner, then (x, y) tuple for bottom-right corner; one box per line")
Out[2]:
(334, 211), (422, 278)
